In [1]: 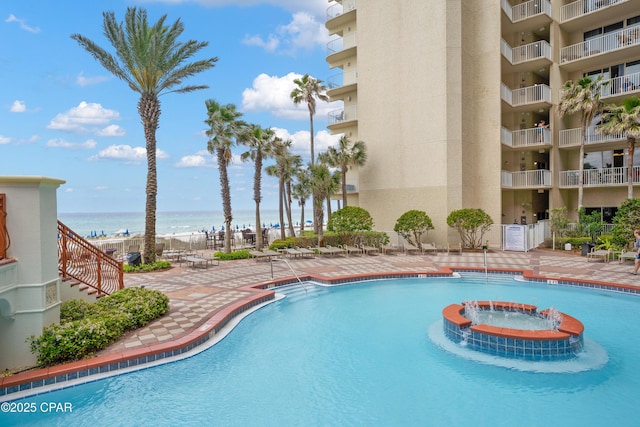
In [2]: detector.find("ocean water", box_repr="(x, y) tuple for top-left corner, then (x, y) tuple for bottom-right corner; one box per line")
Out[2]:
(58, 210), (303, 238)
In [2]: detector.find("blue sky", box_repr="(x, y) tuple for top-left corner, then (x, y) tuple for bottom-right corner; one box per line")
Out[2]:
(0, 0), (341, 213)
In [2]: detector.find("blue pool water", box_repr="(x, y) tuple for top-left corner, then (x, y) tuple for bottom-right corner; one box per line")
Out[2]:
(3, 273), (640, 426)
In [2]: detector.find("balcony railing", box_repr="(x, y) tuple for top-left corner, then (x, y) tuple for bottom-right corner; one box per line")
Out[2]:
(502, 0), (552, 22)
(327, 69), (358, 90)
(559, 166), (640, 187)
(560, 26), (640, 63)
(501, 39), (552, 64)
(559, 125), (626, 147)
(501, 170), (552, 188)
(328, 105), (357, 125)
(327, 0), (357, 20)
(560, 0), (628, 22)
(501, 126), (551, 148)
(501, 83), (551, 106)
(600, 71), (640, 99)
(327, 32), (357, 56)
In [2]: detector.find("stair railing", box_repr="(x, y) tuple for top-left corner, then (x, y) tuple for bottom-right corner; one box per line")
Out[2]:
(58, 221), (124, 296)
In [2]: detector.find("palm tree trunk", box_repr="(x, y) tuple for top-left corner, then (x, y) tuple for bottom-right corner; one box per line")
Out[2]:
(341, 168), (348, 207)
(140, 94), (160, 264)
(254, 153), (263, 250)
(326, 196), (332, 223)
(628, 138), (636, 199)
(285, 180), (295, 237)
(578, 129), (586, 210)
(217, 147), (233, 253)
(314, 197), (324, 247)
(278, 175), (286, 241)
(299, 199), (305, 232)
(309, 109), (315, 166)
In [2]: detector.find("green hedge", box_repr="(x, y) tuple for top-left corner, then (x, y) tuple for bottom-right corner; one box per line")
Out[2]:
(268, 231), (389, 250)
(213, 249), (250, 260)
(29, 287), (169, 367)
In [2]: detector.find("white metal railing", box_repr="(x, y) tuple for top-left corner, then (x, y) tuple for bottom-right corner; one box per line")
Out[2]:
(559, 125), (626, 147)
(561, 26), (640, 63)
(327, 0), (357, 21)
(560, 0), (628, 22)
(502, 83), (551, 106)
(501, 170), (552, 188)
(601, 71), (640, 98)
(502, 126), (552, 148)
(327, 32), (357, 56)
(328, 105), (357, 125)
(512, 40), (552, 63)
(326, 69), (358, 90)
(558, 166), (640, 187)
(511, 0), (552, 22)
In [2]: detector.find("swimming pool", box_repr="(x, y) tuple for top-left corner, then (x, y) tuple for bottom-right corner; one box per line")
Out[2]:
(3, 273), (640, 426)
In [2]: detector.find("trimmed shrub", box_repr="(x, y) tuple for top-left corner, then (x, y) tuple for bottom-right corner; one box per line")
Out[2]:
(213, 249), (250, 260)
(446, 208), (493, 249)
(29, 287), (169, 367)
(394, 210), (434, 249)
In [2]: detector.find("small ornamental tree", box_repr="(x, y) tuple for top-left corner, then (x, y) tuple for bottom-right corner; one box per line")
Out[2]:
(548, 207), (570, 238)
(446, 208), (493, 249)
(393, 210), (433, 250)
(611, 198), (640, 249)
(327, 206), (374, 245)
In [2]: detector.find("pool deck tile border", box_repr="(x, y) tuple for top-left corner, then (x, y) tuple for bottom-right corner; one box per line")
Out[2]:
(2, 263), (639, 399)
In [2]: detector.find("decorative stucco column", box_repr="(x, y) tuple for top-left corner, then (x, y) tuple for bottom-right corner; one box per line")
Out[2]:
(0, 176), (66, 370)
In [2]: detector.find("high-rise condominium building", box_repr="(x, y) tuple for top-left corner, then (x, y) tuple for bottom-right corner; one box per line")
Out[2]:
(325, 0), (640, 244)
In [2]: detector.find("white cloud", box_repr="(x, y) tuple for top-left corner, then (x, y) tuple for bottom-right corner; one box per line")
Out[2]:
(242, 72), (338, 120)
(271, 127), (340, 159)
(95, 186), (108, 191)
(0, 135), (11, 144)
(97, 124), (126, 137)
(48, 101), (121, 134)
(10, 100), (26, 113)
(75, 72), (110, 87)
(46, 138), (98, 150)
(242, 12), (328, 55)
(176, 153), (213, 168)
(89, 144), (168, 163)
(5, 14), (40, 33)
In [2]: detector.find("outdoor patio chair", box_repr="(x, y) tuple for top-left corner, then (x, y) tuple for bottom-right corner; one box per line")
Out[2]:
(586, 248), (610, 262)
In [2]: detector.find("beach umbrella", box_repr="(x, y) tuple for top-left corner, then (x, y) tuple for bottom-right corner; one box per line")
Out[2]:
(236, 224), (239, 230)
(212, 226), (215, 231)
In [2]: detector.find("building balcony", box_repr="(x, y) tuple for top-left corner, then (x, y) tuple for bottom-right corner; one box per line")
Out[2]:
(502, 0), (552, 23)
(327, 32), (357, 58)
(326, 0), (357, 33)
(501, 39), (552, 73)
(501, 83), (551, 111)
(328, 106), (357, 129)
(600, 71), (640, 100)
(560, 0), (629, 25)
(559, 166), (640, 187)
(559, 125), (626, 148)
(326, 69), (357, 98)
(501, 169), (552, 189)
(560, 26), (640, 71)
(501, 126), (552, 149)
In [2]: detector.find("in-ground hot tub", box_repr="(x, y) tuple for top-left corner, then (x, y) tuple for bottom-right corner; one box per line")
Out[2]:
(442, 301), (584, 360)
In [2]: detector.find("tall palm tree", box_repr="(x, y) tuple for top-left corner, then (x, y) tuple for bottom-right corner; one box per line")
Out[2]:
(290, 74), (329, 165)
(598, 97), (640, 199)
(240, 124), (275, 250)
(309, 163), (340, 247)
(324, 135), (367, 207)
(317, 151), (341, 224)
(559, 75), (607, 211)
(292, 168), (312, 232)
(205, 100), (245, 253)
(267, 138), (294, 240)
(284, 153), (302, 238)
(72, 7), (217, 263)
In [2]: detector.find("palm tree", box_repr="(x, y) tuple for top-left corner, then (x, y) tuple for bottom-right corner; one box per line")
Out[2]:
(317, 151), (341, 224)
(284, 154), (302, 238)
(598, 97), (640, 199)
(290, 74), (329, 165)
(240, 124), (275, 250)
(292, 168), (312, 232)
(558, 75), (607, 210)
(309, 163), (340, 247)
(324, 135), (367, 207)
(71, 7), (217, 263)
(267, 138), (294, 240)
(205, 100), (246, 253)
